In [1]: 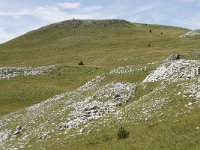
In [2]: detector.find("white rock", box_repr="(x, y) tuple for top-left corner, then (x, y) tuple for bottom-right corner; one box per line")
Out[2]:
(0, 132), (8, 143)
(188, 102), (193, 106)
(79, 128), (84, 133)
(177, 92), (181, 95)
(196, 92), (200, 98)
(0, 65), (56, 80)
(143, 59), (200, 83)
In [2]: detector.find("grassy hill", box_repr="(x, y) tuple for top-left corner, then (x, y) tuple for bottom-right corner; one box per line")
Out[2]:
(0, 19), (192, 116)
(1, 19), (200, 149)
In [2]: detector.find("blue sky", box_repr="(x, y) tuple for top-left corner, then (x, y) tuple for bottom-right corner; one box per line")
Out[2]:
(0, 0), (200, 43)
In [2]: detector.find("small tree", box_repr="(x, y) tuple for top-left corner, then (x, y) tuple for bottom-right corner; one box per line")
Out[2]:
(117, 127), (129, 139)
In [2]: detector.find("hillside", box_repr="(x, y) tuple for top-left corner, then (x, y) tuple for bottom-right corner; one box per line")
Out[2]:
(1, 19), (200, 149)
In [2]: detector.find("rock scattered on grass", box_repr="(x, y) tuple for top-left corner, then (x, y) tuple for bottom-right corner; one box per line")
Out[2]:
(143, 59), (200, 83)
(0, 65), (56, 79)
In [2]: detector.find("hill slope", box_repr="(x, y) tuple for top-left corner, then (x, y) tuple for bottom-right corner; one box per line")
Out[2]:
(0, 19), (190, 67)
(0, 19), (193, 116)
(1, 19), (200, 149)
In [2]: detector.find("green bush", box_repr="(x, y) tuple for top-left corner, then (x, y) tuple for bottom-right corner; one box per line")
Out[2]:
(78, 61), (84, 65)
(117, 127), (129, 139)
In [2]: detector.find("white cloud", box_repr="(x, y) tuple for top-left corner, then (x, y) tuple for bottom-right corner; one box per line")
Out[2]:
(0, 2), (103, 23)
(0, 9), (30, 17)
(57, 2), (81, 9)
(32, 5), (100, 23)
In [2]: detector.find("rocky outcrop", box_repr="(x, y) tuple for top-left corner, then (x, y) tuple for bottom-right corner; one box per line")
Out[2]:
(143, 59), (200, 83)
(94, 82), (136, 102)
(59, 82), (136, 130)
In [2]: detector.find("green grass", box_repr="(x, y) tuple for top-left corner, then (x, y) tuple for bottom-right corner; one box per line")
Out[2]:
(1, 19), (200, 149)
(0, 66), (102, 116)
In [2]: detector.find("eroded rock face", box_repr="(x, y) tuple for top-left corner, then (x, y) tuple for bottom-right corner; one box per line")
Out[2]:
(143, 59), (200, 83)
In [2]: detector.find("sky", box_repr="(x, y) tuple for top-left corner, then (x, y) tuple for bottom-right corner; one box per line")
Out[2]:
(0, 0), (200, 43)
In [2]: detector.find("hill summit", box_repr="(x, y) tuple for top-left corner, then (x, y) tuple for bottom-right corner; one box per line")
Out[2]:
(27, 19), (131, 34)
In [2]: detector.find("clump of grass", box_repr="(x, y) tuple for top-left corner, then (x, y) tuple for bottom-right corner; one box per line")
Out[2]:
(117, 127), (129, 139)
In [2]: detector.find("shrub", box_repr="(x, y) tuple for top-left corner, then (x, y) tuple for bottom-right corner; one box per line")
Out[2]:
(78, 61), (84, 65)
(117, 127), (129, 139)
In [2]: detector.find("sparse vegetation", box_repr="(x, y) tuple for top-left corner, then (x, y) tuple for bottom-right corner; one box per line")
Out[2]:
(117, 127), (129, 139)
